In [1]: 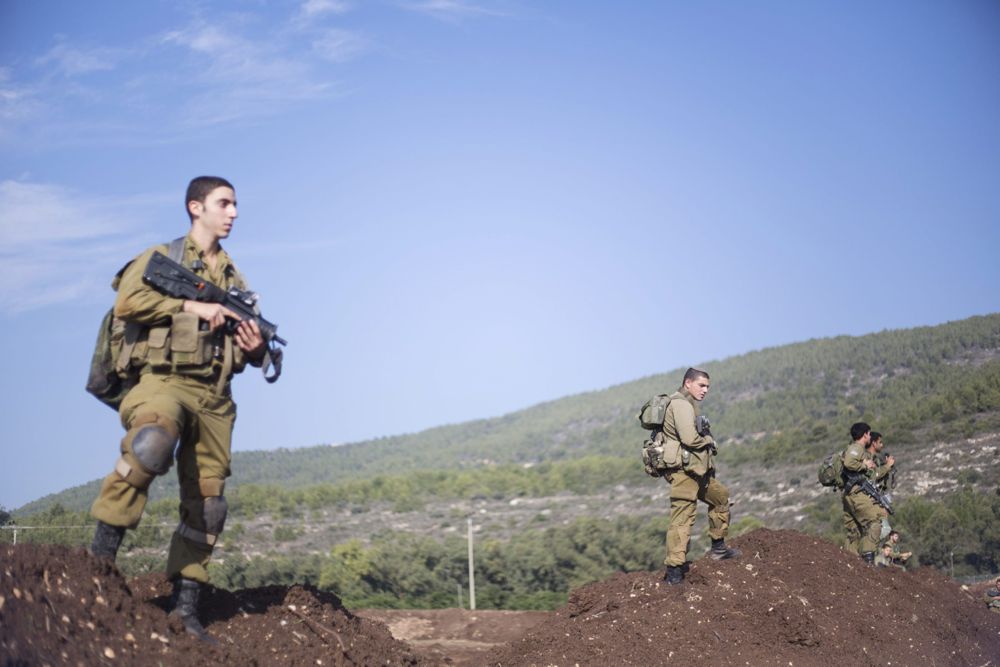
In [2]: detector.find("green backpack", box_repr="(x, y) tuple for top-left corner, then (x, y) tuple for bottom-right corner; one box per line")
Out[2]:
(637, 394), (684, 477)
(817, 448), (847, 488)
(85, 238), (185, 411)
(638, 394), (672, 430)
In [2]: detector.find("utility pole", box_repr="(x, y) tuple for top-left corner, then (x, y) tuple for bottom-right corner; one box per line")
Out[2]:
(467, 517), (476, 611)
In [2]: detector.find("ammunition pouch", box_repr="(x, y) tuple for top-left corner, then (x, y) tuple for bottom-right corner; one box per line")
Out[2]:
(641, 432), (686, 477)
(140, 316), (223, 379)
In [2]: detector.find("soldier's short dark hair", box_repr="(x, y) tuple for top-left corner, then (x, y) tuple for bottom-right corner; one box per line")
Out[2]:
(889, 530), (900, 539)
(850, 422), (871, 441)
(186, 176), (235, 221)
(682, 368), (710, 384)
(870, 431), (882, 443)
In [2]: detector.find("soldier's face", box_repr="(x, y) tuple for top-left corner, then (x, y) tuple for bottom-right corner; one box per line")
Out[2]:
(684, 377), (710, 401)
(872, 438), (883, 451)
(190, 186), (238, 240)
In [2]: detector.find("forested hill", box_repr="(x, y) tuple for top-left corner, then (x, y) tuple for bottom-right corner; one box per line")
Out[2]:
(20, 313), (1000, 514)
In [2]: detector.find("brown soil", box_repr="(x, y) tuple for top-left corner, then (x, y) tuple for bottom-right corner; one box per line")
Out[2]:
(4, 529), (999, 667)
(488, 528), (1000, 666)
(356, 609), (549, 666)
(1, 543), (426, 666)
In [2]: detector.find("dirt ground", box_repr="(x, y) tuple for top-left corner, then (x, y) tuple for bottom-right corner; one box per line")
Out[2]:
(488, 528), (1000, 667)
(3, 529), (1000, 666)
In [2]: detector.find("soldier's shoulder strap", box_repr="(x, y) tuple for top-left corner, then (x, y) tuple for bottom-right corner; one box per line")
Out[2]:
(167, 236), (186, 264)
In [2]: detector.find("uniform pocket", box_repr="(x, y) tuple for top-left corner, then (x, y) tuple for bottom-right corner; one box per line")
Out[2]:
(171, 313), (213, 367)
(144, 326), (170, 370)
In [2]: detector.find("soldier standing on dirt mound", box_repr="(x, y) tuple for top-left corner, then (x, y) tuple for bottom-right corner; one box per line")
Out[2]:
(869, 431), (896, 540)
(661, 368), (741, 585)
(841, 422), (885, 564)
(89, 176), (278, 643)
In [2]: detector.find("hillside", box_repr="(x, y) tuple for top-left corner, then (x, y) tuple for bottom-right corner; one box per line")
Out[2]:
(8, 314), (1000, 609)
(19, 313), (1000, 516)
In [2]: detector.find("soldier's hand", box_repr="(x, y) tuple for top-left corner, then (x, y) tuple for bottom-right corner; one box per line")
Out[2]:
(235, 319), (266, 359)
(864, 459), (876, 470)
(183, 300), (240, 331)
(886, 455), (895, 467)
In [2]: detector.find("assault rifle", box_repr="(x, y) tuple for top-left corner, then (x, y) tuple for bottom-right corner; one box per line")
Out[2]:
(845, 472), (894, 515)
(143, 251), (286, 381)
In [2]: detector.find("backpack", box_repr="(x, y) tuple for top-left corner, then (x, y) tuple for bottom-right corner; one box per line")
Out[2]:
(86, 238), (185, 411)
(638, 394), (672, 430)
(637, 394), (685, 477)
(817, 448), (847, 488)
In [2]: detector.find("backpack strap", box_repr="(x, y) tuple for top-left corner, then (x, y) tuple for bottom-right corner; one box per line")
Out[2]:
(167, 237), (186, 264)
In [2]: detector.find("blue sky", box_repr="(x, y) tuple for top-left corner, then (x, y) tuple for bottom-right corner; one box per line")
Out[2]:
(2, 0), (998, 510)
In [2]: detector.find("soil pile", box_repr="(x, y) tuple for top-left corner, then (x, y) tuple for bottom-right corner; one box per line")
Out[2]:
(1, 543), (426, 666)
(488, 528), (1000, 666)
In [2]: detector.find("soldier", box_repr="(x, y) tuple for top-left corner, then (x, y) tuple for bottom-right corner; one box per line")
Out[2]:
(985, 577), (1000, 613)
(661, 368), (740, 585)
(868, 431), (895, 541)
(841, 422), (883, 564)
(885, 530), (912, 568)
(89, 176), (277, 642)
(874, 544), (895, 568)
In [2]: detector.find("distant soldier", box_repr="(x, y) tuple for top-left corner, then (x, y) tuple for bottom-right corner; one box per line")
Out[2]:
(660, 368), (740, 585)
(868, 431), (896, 540)
(874, 544), (895, 568)
(841, 422), (883, 564)
(985, 577), (1000, 614)
(885, 530), (912, 569)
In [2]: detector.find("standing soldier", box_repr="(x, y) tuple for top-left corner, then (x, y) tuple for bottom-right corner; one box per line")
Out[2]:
(869, 431), (896, 540)
(89, 176), (281, 642)
(661, 368), (740, 585)
(841, 422), (884, 564)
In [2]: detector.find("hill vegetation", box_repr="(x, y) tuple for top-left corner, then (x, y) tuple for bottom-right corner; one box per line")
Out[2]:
(7, 313), (1000, 608)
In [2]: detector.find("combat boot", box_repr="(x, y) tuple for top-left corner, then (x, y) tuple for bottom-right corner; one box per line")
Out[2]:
(90, 521), (125, 561)
(861, 551), (875, 565)
(170, 578), (218, 645)
(709, 538), (742, 560)
(664, 565), (684, 585)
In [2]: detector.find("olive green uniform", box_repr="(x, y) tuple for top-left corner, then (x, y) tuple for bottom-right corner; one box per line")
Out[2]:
(661, 389), (730, 567)
(91, 236), (260, 584)
(985, 585), (1000, 613)
(841, 442), (885, 556)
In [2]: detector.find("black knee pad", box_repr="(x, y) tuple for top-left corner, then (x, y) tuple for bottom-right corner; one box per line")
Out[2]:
(131, 424), (178, 475)
(203, 496), (228, 536)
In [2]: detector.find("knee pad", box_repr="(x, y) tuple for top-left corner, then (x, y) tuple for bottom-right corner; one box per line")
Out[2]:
(128, 415), (179, 475)
(176, 489), (228, 547)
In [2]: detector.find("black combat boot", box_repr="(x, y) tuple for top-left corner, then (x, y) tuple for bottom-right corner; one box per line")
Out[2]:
(861, 551), (875, 565)
(709, 538), (742, 560)
(664, 565), (685, 585)
(170, 578), (218, 645)
(90, 521), (125, 560)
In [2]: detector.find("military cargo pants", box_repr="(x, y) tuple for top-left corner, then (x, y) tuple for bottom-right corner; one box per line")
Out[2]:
(664, 469), (730, 567)
(842, 490), (881, 555)
(91, 372), (235, 584)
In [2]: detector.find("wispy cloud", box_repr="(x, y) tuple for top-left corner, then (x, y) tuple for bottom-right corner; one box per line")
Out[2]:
(402, 0), (507, 21)
(0, 180), (170, 313)
(312, 28), (369, 63)
(34, 39), (120, 77)
(300, 0), (353, 19)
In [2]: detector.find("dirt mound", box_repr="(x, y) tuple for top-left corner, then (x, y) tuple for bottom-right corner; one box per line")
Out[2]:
(488, 528), (1000, 666)
(1, 544), (427, 666)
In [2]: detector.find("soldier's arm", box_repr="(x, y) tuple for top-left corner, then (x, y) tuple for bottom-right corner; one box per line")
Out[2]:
(872, 459), (892, 481)
(114, 247), (185, 325)
(672, 400), (714, 450)
(842, 444), (869, 472)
